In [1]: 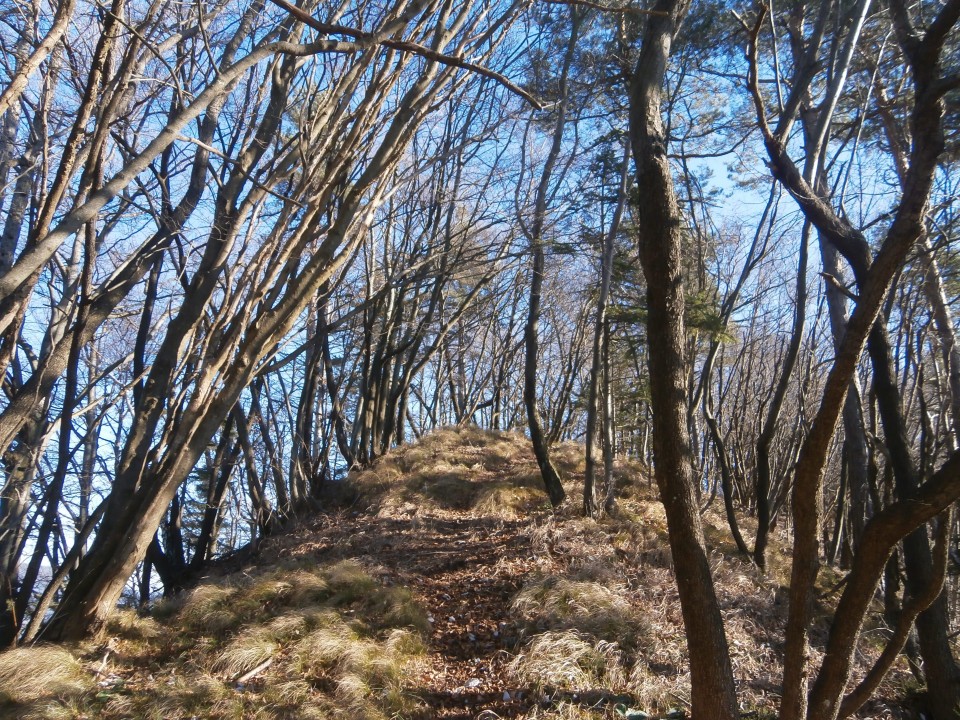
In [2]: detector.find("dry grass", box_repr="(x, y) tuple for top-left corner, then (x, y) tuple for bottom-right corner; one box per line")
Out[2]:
(515, 701), (606, 719)
(177, 582), (243, 633)
(295, 619), (424, 719)
(105, 609), (161, 641)
(474, 482), (545, 518)
(285, 568), (330, 605)
(0, 428), (916, 720)
(323, 558), (378, 602)
(17, 555), (431, 719)
(508, 630), (626, 692)
(512, 575), (643, 643)
(112, 672), (240, 719)
(0, 646), (90, 706)
(350, 427), (650, 524)
(350, 426), (557, 518)
(213, 632), (277, 679)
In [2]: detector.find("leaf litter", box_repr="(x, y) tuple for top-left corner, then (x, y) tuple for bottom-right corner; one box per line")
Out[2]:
(0, 427), (920, 719)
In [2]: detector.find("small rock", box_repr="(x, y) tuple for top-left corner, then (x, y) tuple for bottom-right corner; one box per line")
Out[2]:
(503, 691), (511, 701)
(468, 633), (477, 641)
(465, 678), (482, 688)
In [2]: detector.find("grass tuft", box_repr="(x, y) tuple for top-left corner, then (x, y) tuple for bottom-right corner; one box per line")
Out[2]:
(213, 630), (276, 679)
(286, 569), (329, 606)
(0, 646), (90, 706)
(323, 559), (378, 604)
(105, 609), (161, 641)
(512, 575), (643, 643)
(295, 617), (422, 718)
(178, 582), (241, 633)
(474, 483), (544, 518)
(508, 629), (626, 691)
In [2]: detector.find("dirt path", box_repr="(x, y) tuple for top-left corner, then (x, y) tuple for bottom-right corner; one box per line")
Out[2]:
(289, 507), (552, 718)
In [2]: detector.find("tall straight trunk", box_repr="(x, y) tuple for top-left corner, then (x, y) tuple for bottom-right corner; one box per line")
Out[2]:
(755, 219), (809, 568)
(628, 1), (738, 716)
(524, 243), (565, 507)
(585, 145), (628, 516)
(601, 320), (617, 513)
(522, 9), (583, 509)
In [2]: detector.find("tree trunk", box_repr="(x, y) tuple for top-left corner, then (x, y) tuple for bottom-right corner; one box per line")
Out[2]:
(585, 144), (628, 516)
(628, 1), (738, 716)
(521, 9), (584, 509)
(866, 323), (960, 718)
(524, 241), (566, 507)
(755, 219), (810, 568)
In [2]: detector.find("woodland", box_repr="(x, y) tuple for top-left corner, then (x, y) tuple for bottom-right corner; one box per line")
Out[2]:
(0, 0), (957, 718)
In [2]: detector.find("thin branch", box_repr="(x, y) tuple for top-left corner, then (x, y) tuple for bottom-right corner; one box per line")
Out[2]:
(175, 134), (307, 208)
(820, 272), (859, 302)
(743, 7), (872, 277)
(540, 0), (669, 16)
(266, 0), (544, 109)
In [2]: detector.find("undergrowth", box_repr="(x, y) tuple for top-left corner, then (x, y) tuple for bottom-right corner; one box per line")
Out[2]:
(1, 560), (428, 720)
(0, 426), (916, 719)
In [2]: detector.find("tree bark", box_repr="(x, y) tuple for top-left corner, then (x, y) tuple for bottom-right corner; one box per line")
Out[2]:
(628, 1), (738, 716)
(521, 9), (584, 509)
(585, 144), (628, 516)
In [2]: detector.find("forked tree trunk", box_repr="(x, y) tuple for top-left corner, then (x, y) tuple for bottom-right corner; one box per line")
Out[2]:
(866, 325), (960, 718)
(743, 0), (960, 712)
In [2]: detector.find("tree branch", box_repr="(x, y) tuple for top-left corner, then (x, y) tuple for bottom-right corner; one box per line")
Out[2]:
(540, 0), (669, 16)
(266, 0), (544, 109)
(838, 510), (951, 718)
(743, 7), (872, 278)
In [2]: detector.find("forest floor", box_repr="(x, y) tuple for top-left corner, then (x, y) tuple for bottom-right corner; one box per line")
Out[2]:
(0, 427), (922, 719)
(272, 507), (546, 718)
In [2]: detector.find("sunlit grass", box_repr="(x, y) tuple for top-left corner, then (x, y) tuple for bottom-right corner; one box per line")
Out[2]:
(0, 646), (90, 706)
(512, 575), (645, 644)
(508, 629), (626, 692)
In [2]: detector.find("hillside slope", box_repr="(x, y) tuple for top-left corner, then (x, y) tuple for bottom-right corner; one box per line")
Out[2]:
(0, 427), (915, 719)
